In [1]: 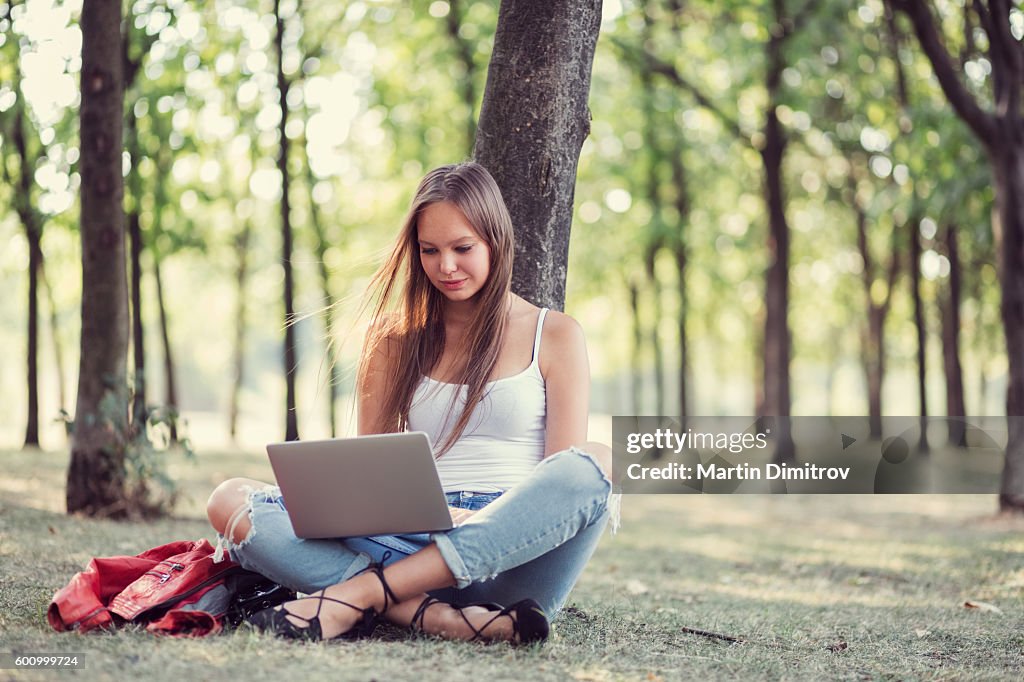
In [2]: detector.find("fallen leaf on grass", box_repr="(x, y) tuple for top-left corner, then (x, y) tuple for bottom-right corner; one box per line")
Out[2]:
(646, 674), (664, 682)
(626, 579), (649, 595)
(963, 600), (1002, 614)
(915, 629), (930, 638)
(825, 641), (848, 653)
(571, 669), (611, 681)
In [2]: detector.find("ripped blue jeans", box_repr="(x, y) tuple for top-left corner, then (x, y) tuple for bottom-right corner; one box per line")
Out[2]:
(216, 447), (612, 617)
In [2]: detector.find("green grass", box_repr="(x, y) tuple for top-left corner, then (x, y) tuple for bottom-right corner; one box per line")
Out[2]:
(1, 447), (1023, 681)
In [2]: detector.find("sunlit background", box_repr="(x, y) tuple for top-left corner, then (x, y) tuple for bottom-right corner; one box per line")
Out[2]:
(0, 0), (1008, 453)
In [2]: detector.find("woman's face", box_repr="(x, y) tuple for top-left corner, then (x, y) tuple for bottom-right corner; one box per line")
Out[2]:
(417, 201), (492, 303)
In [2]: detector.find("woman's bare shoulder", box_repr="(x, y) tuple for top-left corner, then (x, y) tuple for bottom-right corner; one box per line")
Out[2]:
(364, 313), (404, 366)
(541, 310), (586, 348)
(537, 309), (587, 386)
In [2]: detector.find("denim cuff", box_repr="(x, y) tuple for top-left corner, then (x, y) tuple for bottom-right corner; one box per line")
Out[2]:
(564, 446), (620, 533)
(429, 531), (473, 589)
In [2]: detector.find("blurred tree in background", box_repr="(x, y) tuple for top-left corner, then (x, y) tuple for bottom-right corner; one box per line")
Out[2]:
(1, 0), (1022, 512)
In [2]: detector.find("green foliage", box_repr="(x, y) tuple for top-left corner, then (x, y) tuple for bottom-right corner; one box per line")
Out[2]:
(0, 0), (1012, 446)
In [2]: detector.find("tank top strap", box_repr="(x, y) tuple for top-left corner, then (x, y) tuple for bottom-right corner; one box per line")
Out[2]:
(531, 308), (549, 366)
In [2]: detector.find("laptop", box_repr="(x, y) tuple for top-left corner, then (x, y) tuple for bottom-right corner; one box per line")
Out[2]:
(266, 432), (454, 539)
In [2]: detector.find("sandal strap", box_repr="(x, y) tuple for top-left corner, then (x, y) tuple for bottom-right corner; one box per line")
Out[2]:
(308, 594), (371, 621)
(254, 591), (376, 641)
(455, 604), (507, 642)
(455, 600), (549, 645)
(356, 550), (400, 614)
(410, 596), (443, 633)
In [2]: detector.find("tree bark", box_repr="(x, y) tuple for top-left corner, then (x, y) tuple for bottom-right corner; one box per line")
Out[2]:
(667, 10), (691, 419)
(25, 213), (40, 448)
(760, 118), (789, 423)
(864, 306), (884, 438)
(629, 278), (644, 413)
(991, 141), (1024, 509)
(1, 9), (43, 448)
(645, 249), (666, 416)
(153, 254), (178, 443)
(891, 0), (1024, 507)
(126, 113), (147, 435)
(128, 203), (145, 432)
(11, 101), (41, 448)
(39, 258), (67, 416)
(67, 0), (129, 517)
(473, 0), (602, 310)
(941, 224), (967, 446)
(670, 227), (689, 418)
(275, 0), (299, 441)
(850, 169), (899, 439)
(909, 217), (929, 452)
(761, 14), (795, 461)
(229, 220), (251, 443)
(639, 6), (666, 416)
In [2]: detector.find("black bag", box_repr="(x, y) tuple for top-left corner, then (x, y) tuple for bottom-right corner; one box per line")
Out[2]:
(222, 572), (297, 627)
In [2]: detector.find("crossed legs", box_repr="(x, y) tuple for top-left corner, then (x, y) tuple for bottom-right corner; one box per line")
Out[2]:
(206, 479), (517, 640)
(206, 443), (612, 641)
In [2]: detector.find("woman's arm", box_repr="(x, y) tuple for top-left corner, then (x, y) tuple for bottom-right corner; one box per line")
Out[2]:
(539, 311), (591, 457)
(357, 326), (400, 436)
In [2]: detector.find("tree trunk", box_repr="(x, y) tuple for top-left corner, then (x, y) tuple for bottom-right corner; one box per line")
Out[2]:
(760, 0), (794, 463)
(128, 206), (145, 433)
(667, 0), (690, 419)
(301, 149), (340, 438)
(275, 0), (299, 441)
(891, 0), (1024, 511)
(672, 238), (688, 417)
(629, 278), (643, 414)
(639, 10), (665, 416)
(229, 221), (251, 443)
(25, 217), (40, 448)
(850, 170), (898, 439)
(644, 249), (666, 416)
(67, 0), (128, 517)
(446, 0), (477, 157)
(864, 307), (885, 438)
(39, 257), (67, 416)
(992, 142), (1024, 510)
(153, 254), (178, 443)
(12, 100), (41, 448)
(941, 224), (967, 446)
(127, 121), (147, 435)
(909, 218), (929, 453)
(2, 19), (43, 448)
(761, 108), (794, 461)
(123, 0), (149, 438)
(473, 0), (602, 310)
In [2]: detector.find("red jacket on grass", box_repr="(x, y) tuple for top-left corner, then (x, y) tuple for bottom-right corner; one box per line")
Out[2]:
(47, 538), (274, 637)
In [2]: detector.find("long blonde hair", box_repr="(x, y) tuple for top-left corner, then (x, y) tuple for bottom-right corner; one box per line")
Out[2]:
(357, 162), (514, 454)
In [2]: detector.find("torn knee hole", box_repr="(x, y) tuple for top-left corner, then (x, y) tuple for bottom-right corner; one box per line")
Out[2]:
(225, 500), (254, 544)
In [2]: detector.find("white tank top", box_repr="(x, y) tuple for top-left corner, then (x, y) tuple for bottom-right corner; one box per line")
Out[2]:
(407, 309), (548, 493)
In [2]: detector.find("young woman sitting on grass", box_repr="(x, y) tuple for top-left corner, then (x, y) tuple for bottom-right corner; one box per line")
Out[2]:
(206, 162), (614, 644)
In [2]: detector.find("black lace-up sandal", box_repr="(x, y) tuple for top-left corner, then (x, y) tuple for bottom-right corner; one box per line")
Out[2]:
(410, 597), (550, 645)
(409, 596), (446, 635)
(248, 552), (399, 641)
